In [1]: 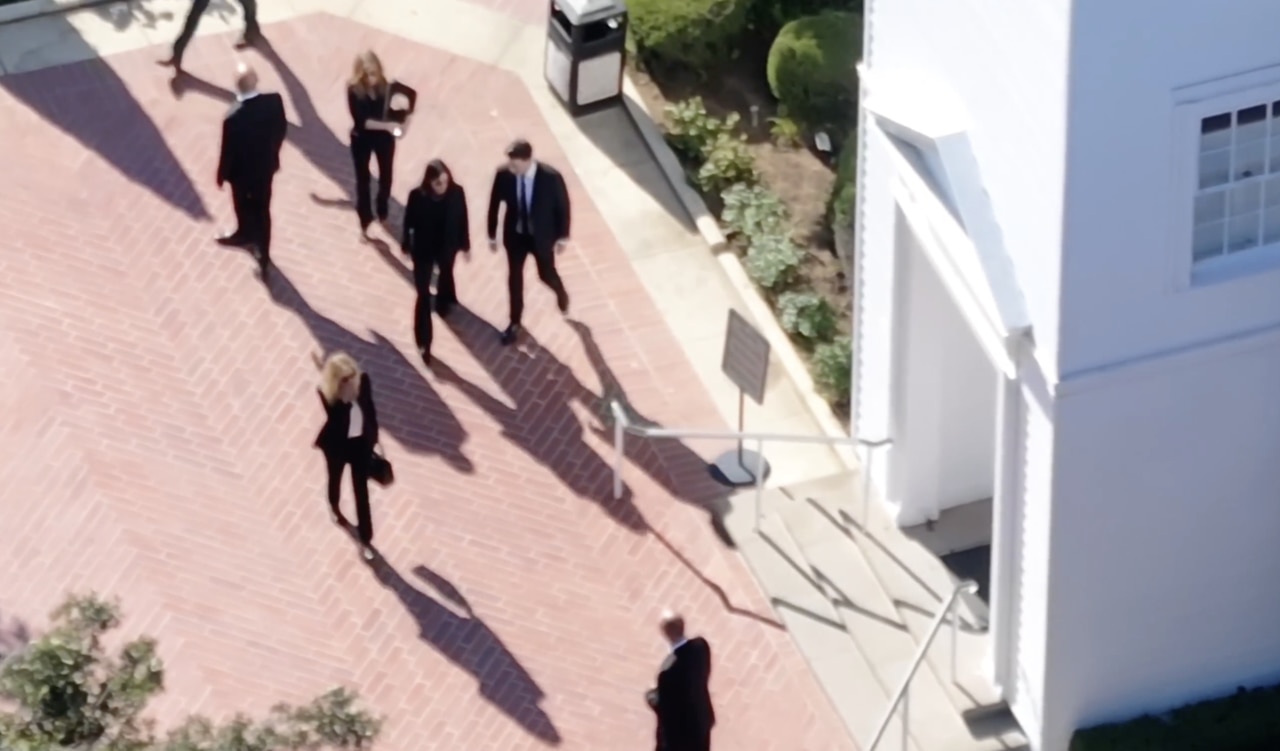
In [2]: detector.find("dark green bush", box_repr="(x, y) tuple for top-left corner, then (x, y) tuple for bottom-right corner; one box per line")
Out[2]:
(766, 11), (861, 129)
(630, 0), (750, 69)
(1070, 684), (1280, 751)
(812, 336), (852, 406)
(828, 130), (857, 228)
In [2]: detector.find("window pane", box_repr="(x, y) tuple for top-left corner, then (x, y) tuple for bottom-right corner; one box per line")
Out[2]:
(1235, 139), (1266, 179)
(1231, 181), (1262, 214)
(1195, 191), (1227, 225)
(1199, 148), (1231, 188)
(1237, 118), (1268, 145)
(1228, 210), (1261, 252)
(1267, 176), (1280, 207)
(1239, 104), (1268, 125)
(1270, 136), (1280, 172)
(1201, 113), (1233, 153)
(1193, 220), (1225, 261)
(1264, 206), (1280, 245)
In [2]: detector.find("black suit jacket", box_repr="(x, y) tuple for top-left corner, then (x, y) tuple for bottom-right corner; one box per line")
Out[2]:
(486, 162), (570, 252)
(402, 185), (471, 259)
(651, 637), (715, 750)
(217, 92), (288, 187)
(313, 372), (380, 456)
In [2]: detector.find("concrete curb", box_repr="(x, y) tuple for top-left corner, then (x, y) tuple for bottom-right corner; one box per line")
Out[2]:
(620, 75), (726, 250)
(0, 0), (105, 25)
(716, 251), (858, 468)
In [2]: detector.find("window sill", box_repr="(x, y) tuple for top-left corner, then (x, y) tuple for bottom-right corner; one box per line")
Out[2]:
(1190, 243), (1280, 287)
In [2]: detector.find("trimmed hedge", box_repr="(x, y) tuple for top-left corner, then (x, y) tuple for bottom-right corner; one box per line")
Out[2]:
(1070, 684), (1280, 751)
(749, 0), (862, 39)
(629, 0), (750, 70)
(766, 10), (861, 128)
(828, 130), (857, 227)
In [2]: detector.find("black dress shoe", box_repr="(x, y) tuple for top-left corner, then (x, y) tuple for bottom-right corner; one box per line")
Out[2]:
(234, 29), (262, 48)
(556, 289), (570, 314)
(500, 325), (521, 346)
(418, 347), (432, 366)
(216, 232), (246, 246)
(436, 301), (453, 318)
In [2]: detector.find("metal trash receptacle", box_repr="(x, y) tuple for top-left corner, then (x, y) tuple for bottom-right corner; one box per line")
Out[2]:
(545, 0), (628, 115)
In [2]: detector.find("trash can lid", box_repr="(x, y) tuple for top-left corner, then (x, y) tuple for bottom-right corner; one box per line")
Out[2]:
(554, 0), (624, 24)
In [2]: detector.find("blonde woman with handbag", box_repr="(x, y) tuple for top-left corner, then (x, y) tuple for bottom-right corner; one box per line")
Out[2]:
(313, 351), (389, 561)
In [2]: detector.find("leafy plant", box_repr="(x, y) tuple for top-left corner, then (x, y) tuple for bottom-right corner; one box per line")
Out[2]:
(768, 114), (803, 148)
(695, 134), (758, 194)
(721, 183), (789, 239)
(0, 593), (382, 751)
(629, 0), (750, 69)
(664, 97), (738, 162)
(744, 232), (804, 291)
(777, 291), (837, 343)
(811, 336), (852, 406)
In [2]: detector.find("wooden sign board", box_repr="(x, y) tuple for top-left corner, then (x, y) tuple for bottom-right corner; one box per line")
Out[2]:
(721, 310), (770, 405)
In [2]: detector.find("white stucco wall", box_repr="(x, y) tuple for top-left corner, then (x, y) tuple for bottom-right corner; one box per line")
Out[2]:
(1042, 333), (1280, 750)
(1059, 0), (1280, 375)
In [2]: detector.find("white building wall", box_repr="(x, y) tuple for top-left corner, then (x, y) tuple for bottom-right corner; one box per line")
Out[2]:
(1058, 0), (1280, 375)
(862, 0), (1072, 376)
(1044, 335), (1280, 750)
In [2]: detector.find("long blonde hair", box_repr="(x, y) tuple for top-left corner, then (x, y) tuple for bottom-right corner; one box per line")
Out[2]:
(318, 352), (361, 404)
(348, 51), (388, 97)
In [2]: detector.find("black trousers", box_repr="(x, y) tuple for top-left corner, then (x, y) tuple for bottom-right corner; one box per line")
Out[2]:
(505, 234), (566, 327)
(173, 0), (258, 59)
(325, 440), (373, 546)
(351, 133), (395, 229)
(230, 177), (273, 260)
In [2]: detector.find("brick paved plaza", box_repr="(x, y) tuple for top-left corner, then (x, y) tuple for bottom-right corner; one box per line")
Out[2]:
(0, 7), (855, 751)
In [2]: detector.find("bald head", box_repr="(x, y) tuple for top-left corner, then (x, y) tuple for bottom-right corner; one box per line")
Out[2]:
(234, 62), (259, 95)
(659, 610), (685, 643)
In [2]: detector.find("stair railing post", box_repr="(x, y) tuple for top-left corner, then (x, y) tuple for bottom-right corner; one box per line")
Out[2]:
(950, 599), (960, 683)
(900, 686), (910, 751)
(752, 438), (766, 533)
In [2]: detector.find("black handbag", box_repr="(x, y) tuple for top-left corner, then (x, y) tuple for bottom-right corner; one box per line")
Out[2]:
(369, 446), (395, 487)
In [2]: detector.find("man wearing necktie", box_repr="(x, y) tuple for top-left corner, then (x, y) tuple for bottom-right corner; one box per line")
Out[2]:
(486, 139), (572, 346)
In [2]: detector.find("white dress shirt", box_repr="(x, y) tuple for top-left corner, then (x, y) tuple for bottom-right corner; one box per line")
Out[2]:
(348, 401), (364, 438)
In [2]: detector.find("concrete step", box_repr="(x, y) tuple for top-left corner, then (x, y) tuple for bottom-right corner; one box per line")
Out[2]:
(772, 473), (1016, 751)
(801, 478), (1029, 750)
(721, 485), (921, 751)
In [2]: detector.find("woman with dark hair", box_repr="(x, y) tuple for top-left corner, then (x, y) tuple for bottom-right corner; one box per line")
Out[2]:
(401, 159), (470, 365)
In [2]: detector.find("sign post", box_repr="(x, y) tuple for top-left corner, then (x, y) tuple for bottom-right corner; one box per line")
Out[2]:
(711, 310), (772, 487)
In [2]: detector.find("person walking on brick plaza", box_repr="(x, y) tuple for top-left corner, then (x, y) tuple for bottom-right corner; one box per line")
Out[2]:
(401, 159), (470, 366)
(347, 51), (401, 239)
(646, 611), (715, 751)
(314, 352), (381, 562)
(486, 138), (572, 346)
(214, 62), (287, 279)
(160, 0), (261, 72)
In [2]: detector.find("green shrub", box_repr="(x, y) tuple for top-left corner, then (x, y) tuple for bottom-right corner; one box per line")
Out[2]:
(630, 0), (750, 69)
(697, 135), (758, 193)
(828, 130), (857, 228)
(777, 291), (837, 343)
(768, 113), (804, 147)
(722, 183), (789, 239)
(1070, 684), (1280, 751)
(812, 336), (852, 406)
(665, 97), (738, 163)
(766, 11), (861, 129)
(745, 232), (803, 291)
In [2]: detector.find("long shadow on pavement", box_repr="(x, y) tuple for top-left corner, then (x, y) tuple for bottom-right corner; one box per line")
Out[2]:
(365, 558), (561, 746)
(0, 40), (209, 220)
(265, 265), (473, 472)
(432, 308), (647, 532)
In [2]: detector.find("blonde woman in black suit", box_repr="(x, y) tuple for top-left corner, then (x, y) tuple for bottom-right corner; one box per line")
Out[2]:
(314, 351), (380, 561)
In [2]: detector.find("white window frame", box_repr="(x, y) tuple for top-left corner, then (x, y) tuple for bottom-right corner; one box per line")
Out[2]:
(1169, 65), (1280, 290)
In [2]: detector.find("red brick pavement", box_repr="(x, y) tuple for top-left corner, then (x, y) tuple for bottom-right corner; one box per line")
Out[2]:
(0, 14), (855, 751)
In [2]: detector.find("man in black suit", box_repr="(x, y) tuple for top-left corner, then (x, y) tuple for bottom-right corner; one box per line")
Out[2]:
(646, 611), (715, 751)
(486, 139), (571, 346)
(160, 0), (261, 72)
(216, 63), (287, 278)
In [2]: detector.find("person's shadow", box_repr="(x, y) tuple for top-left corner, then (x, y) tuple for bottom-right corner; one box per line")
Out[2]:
(365, 558), (561, 745)
(431, 309), (647, 532)
(265, 267), (473, 472)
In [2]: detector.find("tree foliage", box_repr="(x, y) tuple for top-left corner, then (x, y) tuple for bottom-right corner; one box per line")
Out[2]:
(0, 594), (381, 751)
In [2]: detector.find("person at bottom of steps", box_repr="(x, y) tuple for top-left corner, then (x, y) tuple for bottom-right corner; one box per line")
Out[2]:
(313, 351), (380, 561)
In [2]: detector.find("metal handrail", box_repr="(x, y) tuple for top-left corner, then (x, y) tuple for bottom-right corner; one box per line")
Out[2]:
(609, 400), (891, 531)
(865, 580), (980, 751)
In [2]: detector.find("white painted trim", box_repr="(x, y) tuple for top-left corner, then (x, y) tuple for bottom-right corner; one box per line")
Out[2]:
(988, 373), (1022, 695)
(1057, 316), (1280, 396)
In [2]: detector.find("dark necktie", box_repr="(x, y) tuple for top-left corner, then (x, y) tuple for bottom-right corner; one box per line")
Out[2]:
(517, 176), (530, 235)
